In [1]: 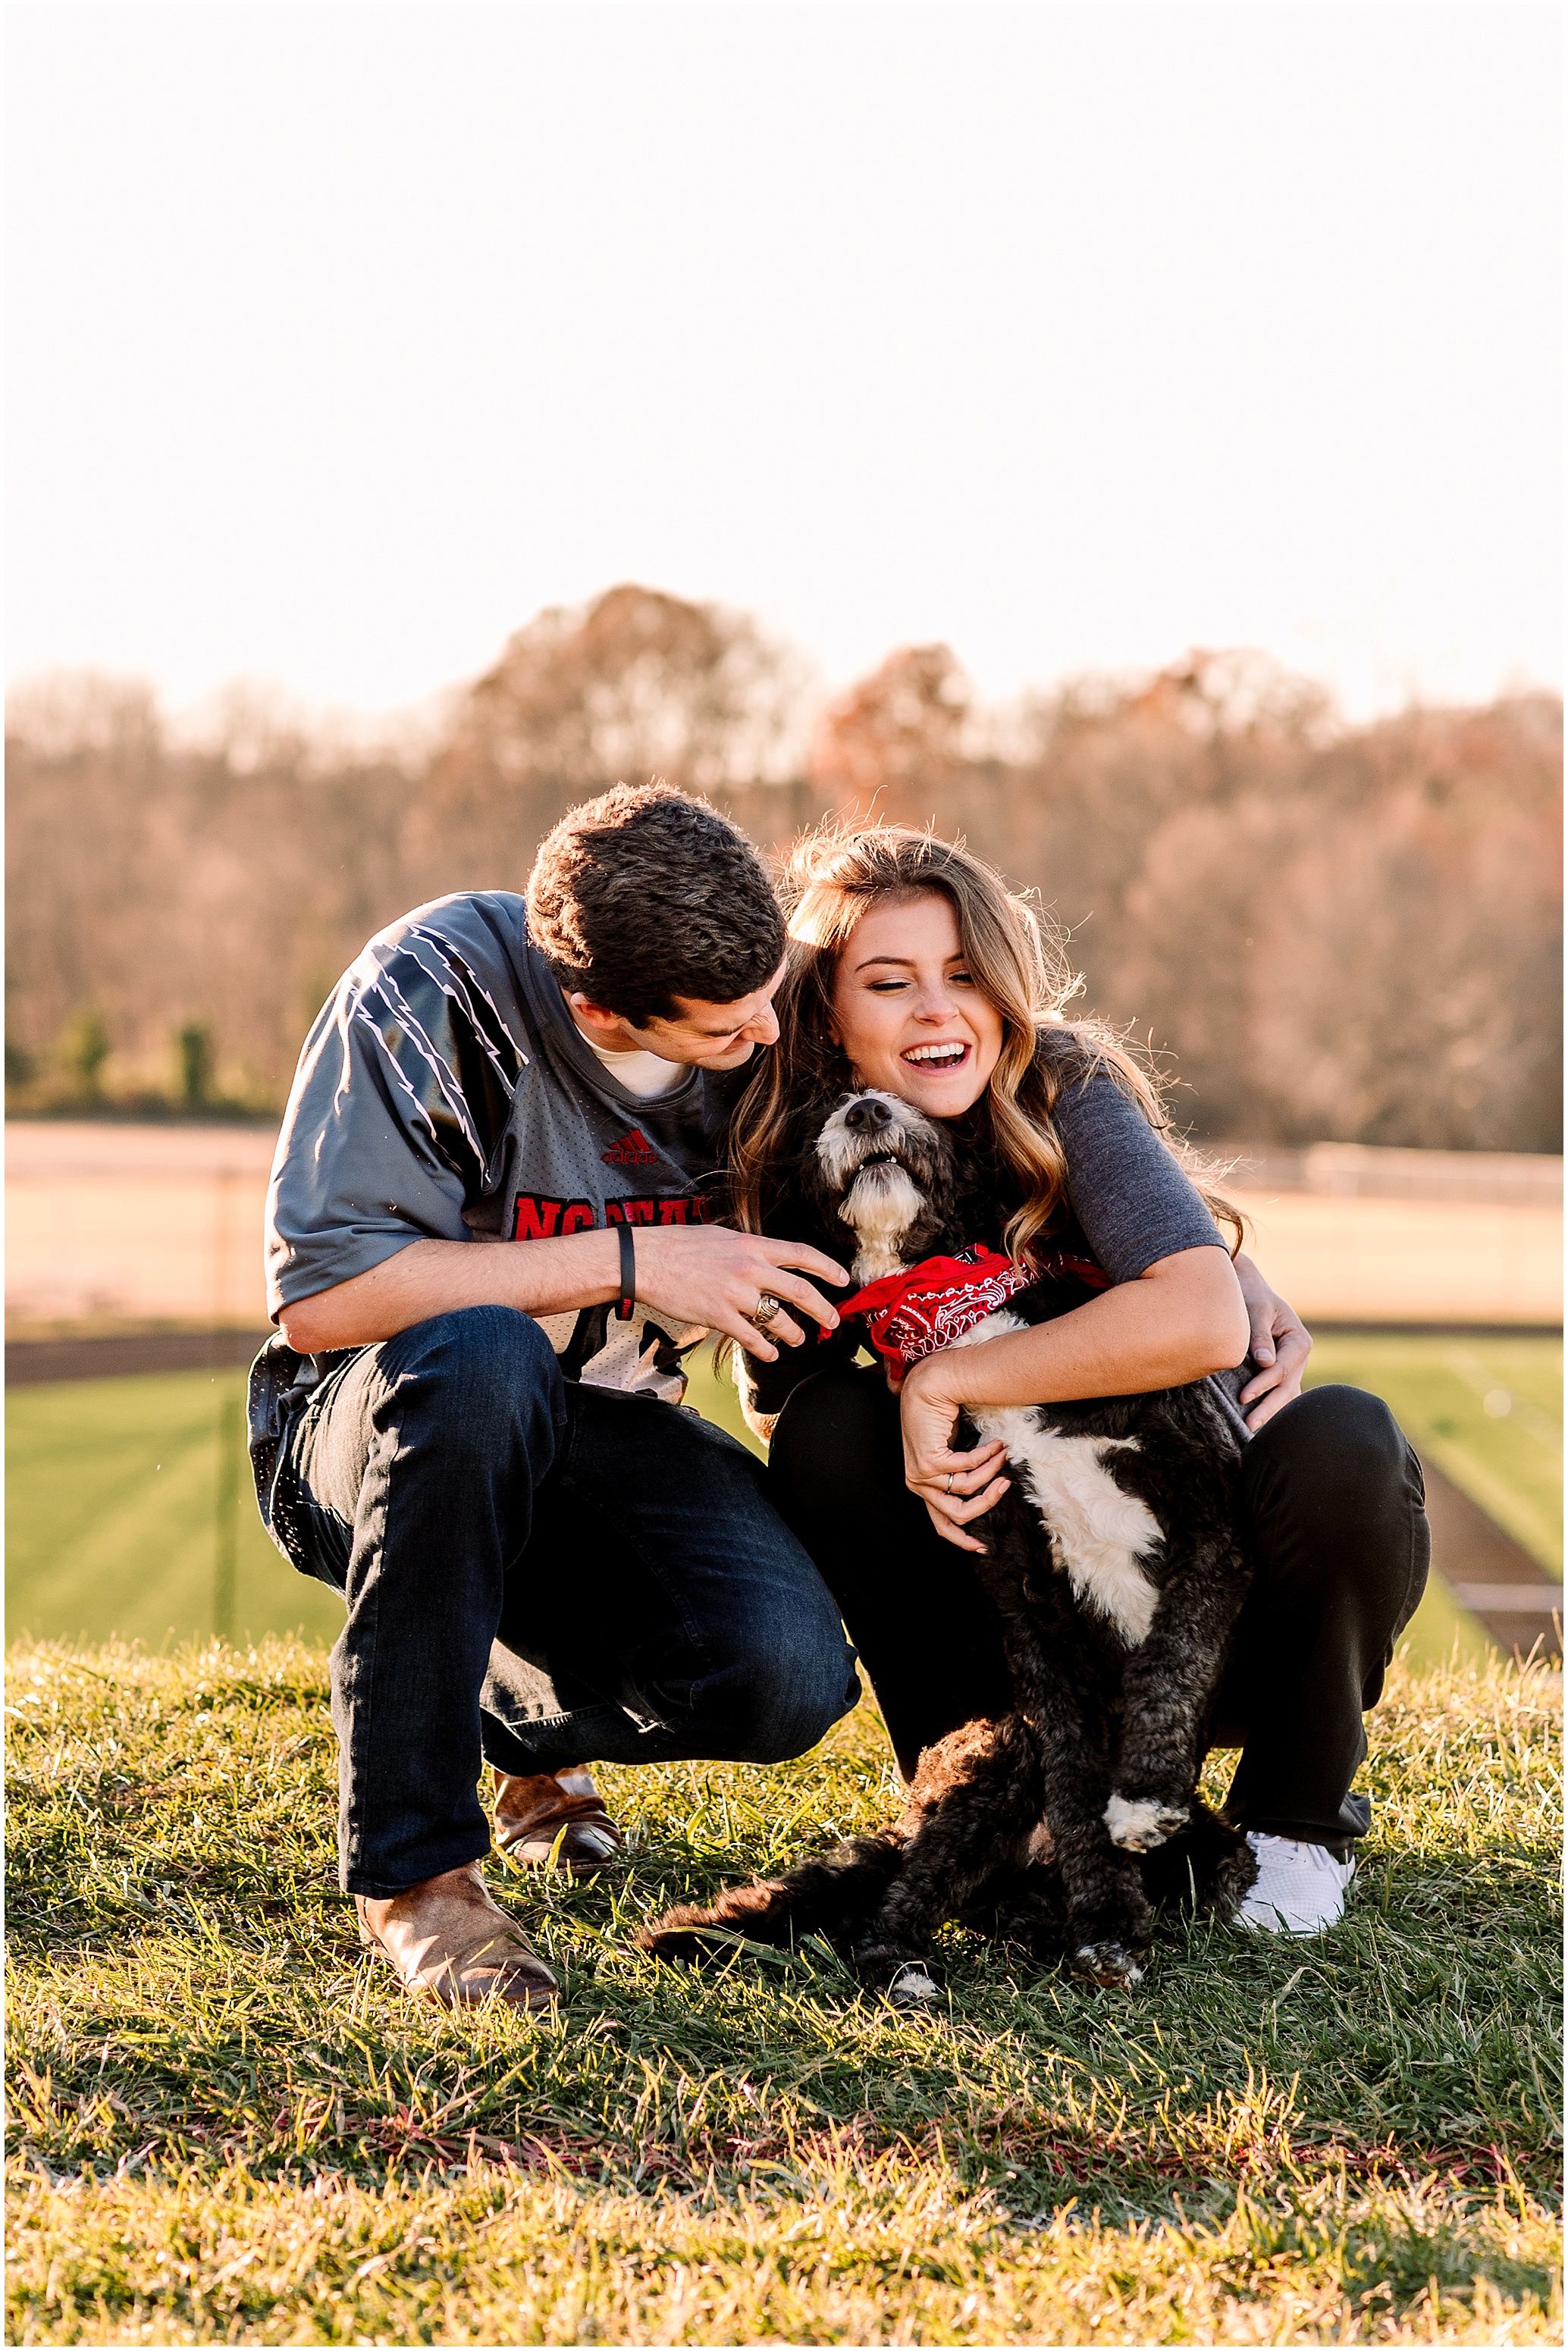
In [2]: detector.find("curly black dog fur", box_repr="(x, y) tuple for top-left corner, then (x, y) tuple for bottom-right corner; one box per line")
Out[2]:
(638, 1089), (1257, 1999)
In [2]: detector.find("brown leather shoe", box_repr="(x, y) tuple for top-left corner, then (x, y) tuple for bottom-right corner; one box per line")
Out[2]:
(493, 1767), (624, 1872)
(356, 1863), (558, 2009)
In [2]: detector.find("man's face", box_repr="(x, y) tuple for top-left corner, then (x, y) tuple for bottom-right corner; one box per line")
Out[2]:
(569, 959), (786, 1071)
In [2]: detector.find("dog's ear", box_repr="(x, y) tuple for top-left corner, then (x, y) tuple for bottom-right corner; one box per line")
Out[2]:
(895, 1119), (960, 1255)
(946, 1136), (1010, 1252)
(775, 1099), (858, 1257)
(800, 1092), (862, 1193)
(927, 1125), (961, 1211)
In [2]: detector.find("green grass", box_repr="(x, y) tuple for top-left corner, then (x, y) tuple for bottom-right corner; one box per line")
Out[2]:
(1300, 1335), (1561, 1675)
(5, 1371), (343, 1651)
(9, 1337), (1560, 1672)
(2, 1359), (757, 1653)
(5, 1638), (1561, 2343)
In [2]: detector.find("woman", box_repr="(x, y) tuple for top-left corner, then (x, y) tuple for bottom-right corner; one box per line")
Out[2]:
(728, 824), (1430, 1937)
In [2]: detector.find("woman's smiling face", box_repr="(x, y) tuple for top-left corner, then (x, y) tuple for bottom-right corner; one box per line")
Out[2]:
(829, 889), (1004, 1119)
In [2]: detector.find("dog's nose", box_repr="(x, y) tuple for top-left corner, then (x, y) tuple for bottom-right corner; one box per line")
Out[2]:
(844, 1096), (893, 1133)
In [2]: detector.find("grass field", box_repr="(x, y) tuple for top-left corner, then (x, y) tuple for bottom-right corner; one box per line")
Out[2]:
(5, 1636), (1560, 2344)
(5, 1369), (343, 1653)
(7, 1334), (1558, 1663)
(6, 1340), (1561, 2338)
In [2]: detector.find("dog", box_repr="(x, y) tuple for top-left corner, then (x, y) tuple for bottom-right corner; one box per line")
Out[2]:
(639, 1086), (1257, 2001)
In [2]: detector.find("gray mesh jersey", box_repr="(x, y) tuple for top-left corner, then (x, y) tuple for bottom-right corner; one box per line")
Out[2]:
(265, 891), (739, 1401)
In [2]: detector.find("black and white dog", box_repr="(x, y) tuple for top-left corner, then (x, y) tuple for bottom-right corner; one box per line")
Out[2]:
(641, 1088), (1257, 1998)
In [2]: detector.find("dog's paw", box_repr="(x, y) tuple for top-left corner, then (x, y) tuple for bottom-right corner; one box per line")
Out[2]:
(1071, 1940), (1144, 1989)
(854, 1943), (946, 2011)
(1104, 1792), (1189, 1852)
(883, 1961), (945, 2011)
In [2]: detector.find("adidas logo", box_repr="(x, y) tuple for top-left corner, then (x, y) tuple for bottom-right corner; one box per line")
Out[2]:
(601, 1129), (659, 1167)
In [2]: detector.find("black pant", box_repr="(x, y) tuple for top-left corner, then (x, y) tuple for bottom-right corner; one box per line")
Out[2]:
(259, 1307), (859, 1895)
(768, 1369), (1430, 1851)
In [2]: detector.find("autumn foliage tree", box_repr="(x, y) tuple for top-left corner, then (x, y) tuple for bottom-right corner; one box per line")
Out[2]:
(804, 647), (1561, 1149)
(5, 676), (415, 1108)
(5, 597), (1560, 1150)
(401, 585), (809, 901)
(808, 644), (974, 823)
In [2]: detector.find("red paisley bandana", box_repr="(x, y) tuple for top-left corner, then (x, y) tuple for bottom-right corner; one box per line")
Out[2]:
(832, 1244), (1109, 1374)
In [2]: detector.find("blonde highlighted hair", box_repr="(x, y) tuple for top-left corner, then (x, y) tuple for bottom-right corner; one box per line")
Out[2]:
(728, 820), (1242, 1264)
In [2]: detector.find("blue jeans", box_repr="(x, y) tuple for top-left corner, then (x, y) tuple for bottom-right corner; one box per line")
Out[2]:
(256, 1307), (860, 1895)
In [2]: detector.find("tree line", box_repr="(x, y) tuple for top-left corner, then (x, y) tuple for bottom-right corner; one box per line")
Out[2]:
(7, 583), (1561, 1150)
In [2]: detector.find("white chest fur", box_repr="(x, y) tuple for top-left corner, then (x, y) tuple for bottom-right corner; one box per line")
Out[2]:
(838, 1161), (927, 1281)
(950, 1311), (1163, 1646)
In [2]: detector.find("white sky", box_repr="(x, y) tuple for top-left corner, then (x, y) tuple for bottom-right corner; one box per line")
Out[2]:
(6, 2), (1562, 725)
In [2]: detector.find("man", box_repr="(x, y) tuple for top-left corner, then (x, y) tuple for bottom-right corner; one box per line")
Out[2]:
(250, 782), (859, 2009)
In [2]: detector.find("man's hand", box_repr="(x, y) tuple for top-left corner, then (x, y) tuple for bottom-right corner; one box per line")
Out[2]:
(898, 1357), (1010, 1553)
(278, 1226), (847, 1358)
(631, 1226), (848, 1359)
(1232, 1251), (1312, 1430)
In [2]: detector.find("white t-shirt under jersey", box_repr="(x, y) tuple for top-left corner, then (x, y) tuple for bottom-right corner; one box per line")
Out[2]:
(579, 1034), (688, 1099)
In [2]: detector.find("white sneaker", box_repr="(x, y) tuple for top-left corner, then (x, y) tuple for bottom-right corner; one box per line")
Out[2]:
(1237, 1833), (1356, 1935)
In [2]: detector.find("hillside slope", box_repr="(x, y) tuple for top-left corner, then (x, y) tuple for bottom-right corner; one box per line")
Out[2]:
(5, 1638), (1560, 2344)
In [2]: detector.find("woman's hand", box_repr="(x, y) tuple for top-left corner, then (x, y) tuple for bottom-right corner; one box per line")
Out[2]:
(1233, 1252), (1312, 1429)
(898, 1356), (1010, 1553)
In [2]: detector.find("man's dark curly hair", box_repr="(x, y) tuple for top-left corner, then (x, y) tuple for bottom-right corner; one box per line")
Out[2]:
(525, 782), (786, 1025)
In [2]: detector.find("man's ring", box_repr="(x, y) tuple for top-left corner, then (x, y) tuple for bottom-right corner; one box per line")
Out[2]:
(945, 1472), (955, 1494)
(750, 1293), (782, 1330)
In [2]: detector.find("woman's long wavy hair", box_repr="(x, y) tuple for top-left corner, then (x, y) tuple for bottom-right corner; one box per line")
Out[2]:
(728, 822), (1243, 1265)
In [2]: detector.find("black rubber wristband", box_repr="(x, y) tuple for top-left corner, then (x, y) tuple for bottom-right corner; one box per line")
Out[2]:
(615, 1222), (636, 1321)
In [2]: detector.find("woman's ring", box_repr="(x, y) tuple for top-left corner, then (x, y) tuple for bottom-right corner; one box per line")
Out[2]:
(750, 1293), (782, 1330)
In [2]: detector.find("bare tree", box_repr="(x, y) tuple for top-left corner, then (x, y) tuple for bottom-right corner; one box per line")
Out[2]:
(402, 585), (811, 899)
(6, 672), (416, 1106)
(809, 644), (974, 823)
(6, 622), (1560, 1149)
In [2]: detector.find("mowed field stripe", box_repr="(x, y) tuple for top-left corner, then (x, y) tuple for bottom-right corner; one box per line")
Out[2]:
(5, 1370), (342, 1649)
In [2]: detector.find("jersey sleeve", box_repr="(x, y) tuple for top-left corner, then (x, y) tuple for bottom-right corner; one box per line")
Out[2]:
(1052, 1068), (1227, 1282)
(265, 900), (529, 1317)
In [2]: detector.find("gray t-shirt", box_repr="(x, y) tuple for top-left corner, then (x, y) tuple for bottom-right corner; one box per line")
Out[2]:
(1050, 1073), (1252, 1440)
(1049, 1069), (1225, 1280)
(265, 891), (737, 1400)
